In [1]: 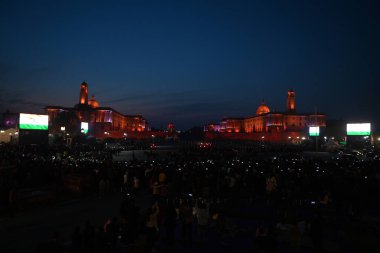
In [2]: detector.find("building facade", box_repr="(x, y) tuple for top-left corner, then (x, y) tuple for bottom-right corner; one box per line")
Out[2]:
(205, 90), (326, 141)
(46, 81), (148, 137)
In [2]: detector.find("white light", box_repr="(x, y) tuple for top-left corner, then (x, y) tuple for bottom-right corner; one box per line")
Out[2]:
(324, 136), (327, 140)
(0, 130), (4, 133)
(261, 136), (265, 139)
(288, 136), (291, 139)
(15, 132), (18, 135)
(60, 126), (65, 131)
(309, 126), (320, 136)
(347, 123), (371, 136)
(296, 136), (300, 139)
(301, 137), (306, 140)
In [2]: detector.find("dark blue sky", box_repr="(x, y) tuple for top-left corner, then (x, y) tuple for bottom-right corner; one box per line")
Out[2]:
(0, 0), (379, 130)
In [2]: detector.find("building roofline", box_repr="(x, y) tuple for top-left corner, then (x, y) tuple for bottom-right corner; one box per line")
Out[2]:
(45, 105), (145, 119)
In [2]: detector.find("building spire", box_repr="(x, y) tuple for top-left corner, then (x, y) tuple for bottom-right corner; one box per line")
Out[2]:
(79, 81), (89, 105)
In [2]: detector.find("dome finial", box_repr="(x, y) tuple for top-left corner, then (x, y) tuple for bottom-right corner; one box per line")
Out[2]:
(256, 100), (270, 115)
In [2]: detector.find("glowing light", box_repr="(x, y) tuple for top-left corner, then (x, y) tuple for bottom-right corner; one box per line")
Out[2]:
(60, 126), (65, 131)
(0, 130), (4, 133)
(19, 113), (48, 130)
(80, 122), (88, 134)
(301, 137), (306, 140)
(309, 126), (320, 136)
(347, 123), (371, 136)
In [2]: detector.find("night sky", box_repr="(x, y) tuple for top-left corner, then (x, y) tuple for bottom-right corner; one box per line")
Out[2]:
(0, 0), (379, 130)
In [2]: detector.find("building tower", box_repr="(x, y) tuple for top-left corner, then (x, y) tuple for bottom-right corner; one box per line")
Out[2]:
(286, 89), (296, 113)
(79, 81), (89, 105)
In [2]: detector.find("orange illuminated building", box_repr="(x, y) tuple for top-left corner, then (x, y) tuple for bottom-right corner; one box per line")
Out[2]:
(46, 81), (148, 137)
(205, 90), (326, 142)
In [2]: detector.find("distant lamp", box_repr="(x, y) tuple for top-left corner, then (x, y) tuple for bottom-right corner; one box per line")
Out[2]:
(61, 126), (65, 131)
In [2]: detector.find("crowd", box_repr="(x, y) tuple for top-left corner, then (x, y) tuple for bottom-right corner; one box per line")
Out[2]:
(1, 141), (380, 252)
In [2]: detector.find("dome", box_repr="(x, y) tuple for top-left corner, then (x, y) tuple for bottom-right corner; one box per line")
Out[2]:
(88, 95), (99, 108)
(256, 100), (270, 115)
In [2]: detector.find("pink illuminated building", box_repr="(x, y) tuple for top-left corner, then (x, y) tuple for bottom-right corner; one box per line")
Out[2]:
(45, 81), (148, 137)
(205, 90), (326, 142)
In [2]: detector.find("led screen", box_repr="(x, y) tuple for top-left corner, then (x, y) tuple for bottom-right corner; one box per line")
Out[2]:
(309, 126), (320, 136)
(19, 113), (48, 130)
(346, 123), (371, 136)
(81, 122), (89, 134)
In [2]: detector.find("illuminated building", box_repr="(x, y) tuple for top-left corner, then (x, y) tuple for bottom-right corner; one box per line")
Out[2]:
(205, 90), (326, 141)
(45, 81), (148, 137)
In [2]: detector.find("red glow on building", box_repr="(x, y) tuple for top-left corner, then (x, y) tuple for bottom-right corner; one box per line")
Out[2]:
(205, 89), (326, 142)
(46, 81), (148, 138)
(79, 81), (89, 105)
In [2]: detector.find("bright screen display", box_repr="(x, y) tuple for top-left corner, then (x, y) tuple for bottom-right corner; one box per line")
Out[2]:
(346, 123), (371, 136)
(309, 126), (320, 136)
(19, 113), (48, 130)
(81, 122), (89, 134)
